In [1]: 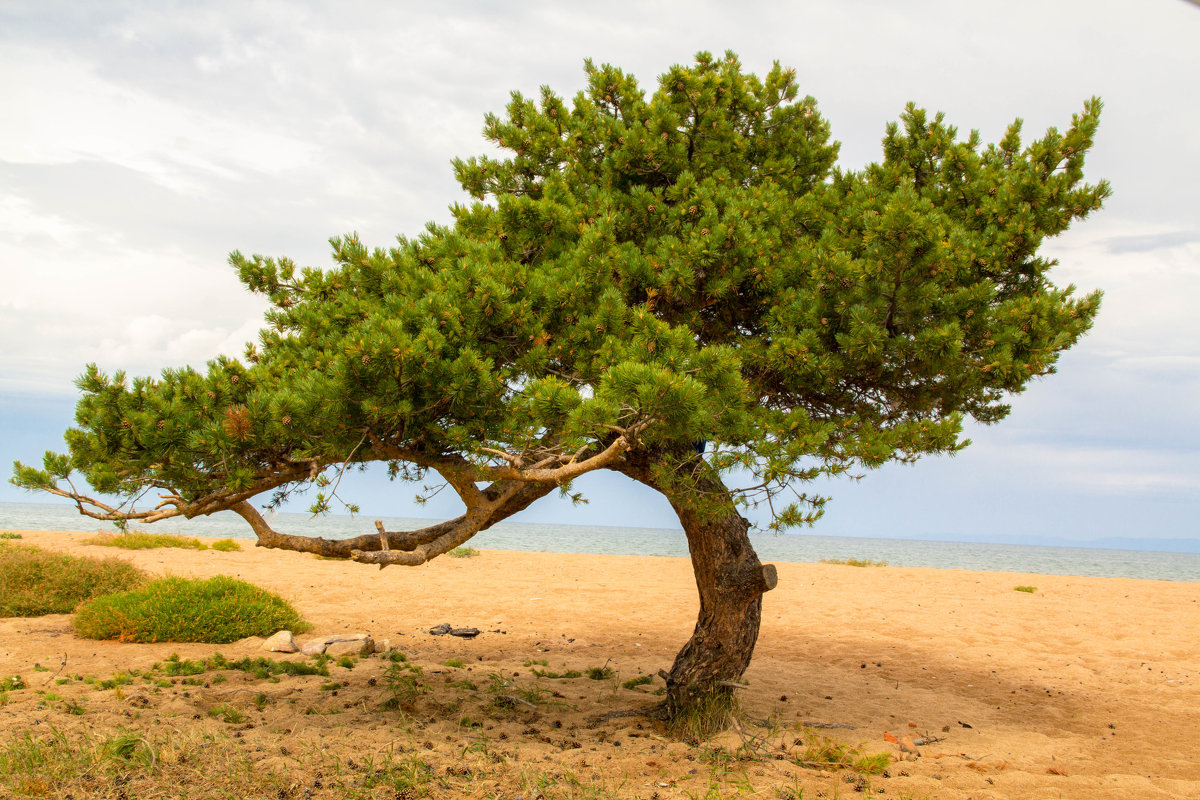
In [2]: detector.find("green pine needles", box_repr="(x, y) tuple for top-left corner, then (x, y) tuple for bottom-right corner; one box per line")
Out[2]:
(10, 51), (1108, 722)
(12, 51), (1107, 538)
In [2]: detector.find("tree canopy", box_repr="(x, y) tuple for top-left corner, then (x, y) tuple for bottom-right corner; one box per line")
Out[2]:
(14, 51), (1106, 724)
(15, 52), (1105, 534)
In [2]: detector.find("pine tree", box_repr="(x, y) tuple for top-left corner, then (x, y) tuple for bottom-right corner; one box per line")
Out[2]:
(13, 51), (1108, 730)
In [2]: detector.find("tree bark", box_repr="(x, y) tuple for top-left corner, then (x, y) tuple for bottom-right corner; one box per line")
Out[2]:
(617, 451), (776, 728)
(231, 480), (557, 562)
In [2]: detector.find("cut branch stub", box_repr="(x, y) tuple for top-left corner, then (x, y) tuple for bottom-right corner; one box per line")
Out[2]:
(761, 563), (778, 592)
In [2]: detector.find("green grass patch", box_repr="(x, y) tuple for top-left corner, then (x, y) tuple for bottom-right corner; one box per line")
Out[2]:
(792, 729), (890, 774)
(380, 662), (425, 711)
(73, 575), (312, 643)
(210, 538), (242, 552)
(86, 672), (135, 691)
(667, 688), (739, 741)
(819, 557), (888, 567)
(444, 658), (465, 668)
(208, 703), (248, 724)
(0, 532), (22, 539)
(1014, 585), (1037, 593)
(530, 667), (582, 679)
(621, 674), (654, 690)
(152, 652), (328, 680)
(0, 542), (147, 617)
(85, 530), (210, 551)
(448, 546), (480, 558)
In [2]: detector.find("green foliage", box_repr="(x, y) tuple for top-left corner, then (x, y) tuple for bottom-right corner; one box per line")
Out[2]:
(585, 665), (614, 681)
(88, 672), (134, 691)
(11, 51), (1108, 538)
(667, 687), (739, 742)
(72, 575), (311, 643)
(0, 542), (146, 617)
(792, 730), (890, 774)
(100, 732), (156, 769)
(380, 661), (425, 712)
(159, 653), (207, 676)
(85, 530), (209, 550)
(621, 674), (654, 690)
(0, 532), (21, 539)
(448, 546), (480, 558)
(209, 703), (248, 724)
(530, 667), (582, 679)
(819, 557), (887, 567)
(1014, 585), (1037, 593)
(211, 538), (242, 551)
(151, 652), (328, 680)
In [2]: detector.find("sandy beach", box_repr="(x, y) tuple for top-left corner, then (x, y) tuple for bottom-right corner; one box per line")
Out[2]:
(3, 527), (1198, 799)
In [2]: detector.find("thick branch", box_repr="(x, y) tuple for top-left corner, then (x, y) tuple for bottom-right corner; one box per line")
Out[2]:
(479, 421), (650, 483)
(232, 479), (558, 566)
(367, 422), (650, 487)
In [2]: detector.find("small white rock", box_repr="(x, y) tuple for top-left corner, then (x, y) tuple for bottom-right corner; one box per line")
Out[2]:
(326, 637), (375, 658)
(261, 630), (299, 653)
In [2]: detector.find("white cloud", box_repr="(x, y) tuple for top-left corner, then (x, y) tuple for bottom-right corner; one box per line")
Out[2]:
(0, 222), (267, 395)
(96, 313), (264, 372)
(966, 438), (1200, 497)
(0, 46), (316, 194)
(1044, 220), (1200, 360)
(0, 194), (87, 244)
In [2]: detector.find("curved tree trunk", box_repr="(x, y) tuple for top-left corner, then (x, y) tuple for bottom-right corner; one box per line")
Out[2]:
(618, 452), (777, 730)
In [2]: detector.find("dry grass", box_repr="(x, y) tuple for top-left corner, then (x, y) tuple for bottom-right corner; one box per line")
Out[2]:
(0, 542), (146, 617)
(0, 647), (897, 800)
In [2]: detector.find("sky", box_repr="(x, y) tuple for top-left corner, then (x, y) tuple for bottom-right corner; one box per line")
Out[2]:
(1, 0), (1197, 549)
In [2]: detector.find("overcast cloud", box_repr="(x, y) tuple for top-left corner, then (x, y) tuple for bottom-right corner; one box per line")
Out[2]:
(2, 0), (1197, 546)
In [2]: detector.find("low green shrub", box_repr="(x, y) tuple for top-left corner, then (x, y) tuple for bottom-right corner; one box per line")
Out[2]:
(0, 532), (22, 539)
(1014, 585), (1037, 593)
(84, 531), (208, 551)
(0, 542), (146, 617)
(448, 547), (480, 558)
(73, 575), (312, 643)
(210, 539), (242, 552)
(819, 557), (887, 567)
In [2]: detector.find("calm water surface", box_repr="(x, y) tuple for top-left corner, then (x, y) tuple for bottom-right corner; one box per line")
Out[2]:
(2, 501), (1197, 582)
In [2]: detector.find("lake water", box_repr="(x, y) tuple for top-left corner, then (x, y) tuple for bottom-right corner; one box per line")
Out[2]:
(2, 501), (1197, 582)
